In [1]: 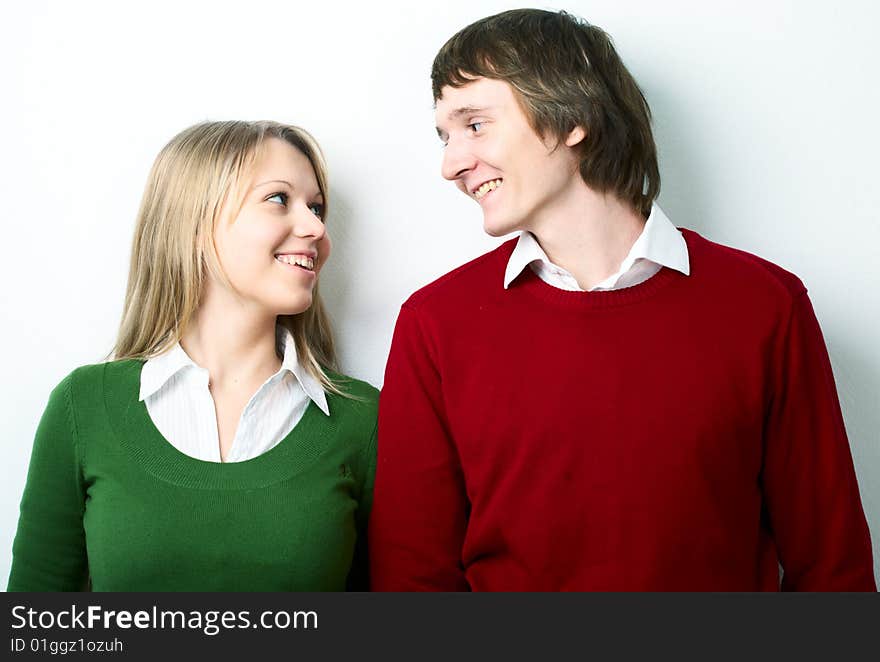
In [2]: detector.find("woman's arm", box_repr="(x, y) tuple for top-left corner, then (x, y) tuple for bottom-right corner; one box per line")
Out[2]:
(346, 419), (378, 591)
(7, 372), (89, 591)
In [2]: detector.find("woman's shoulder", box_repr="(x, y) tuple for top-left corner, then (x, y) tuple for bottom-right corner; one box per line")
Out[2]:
(324, 371), (379, 420)
(58, 359), (143, 391)
(43, 360), (144, 418)
(326, 371), (379, 401)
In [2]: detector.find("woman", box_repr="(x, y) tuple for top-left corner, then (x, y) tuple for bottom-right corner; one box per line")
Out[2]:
(7, 120), (378, 591)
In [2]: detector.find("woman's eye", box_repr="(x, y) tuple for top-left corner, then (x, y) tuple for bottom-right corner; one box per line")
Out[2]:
(468, 122), (484, 133)
(266, 192), (288, 206)
(308, 203), (325, 219)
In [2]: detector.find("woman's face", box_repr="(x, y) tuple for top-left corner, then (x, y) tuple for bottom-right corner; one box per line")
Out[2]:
(212, 137), (331, 317)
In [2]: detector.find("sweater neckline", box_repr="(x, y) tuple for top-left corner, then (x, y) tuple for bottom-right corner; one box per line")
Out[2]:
(103, 360), (339, 490)
(503, 228), (696, 309)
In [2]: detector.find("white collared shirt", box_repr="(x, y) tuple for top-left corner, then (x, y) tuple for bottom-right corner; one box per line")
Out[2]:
(139, 326), (329, 463)
(503, 204), (690, 291)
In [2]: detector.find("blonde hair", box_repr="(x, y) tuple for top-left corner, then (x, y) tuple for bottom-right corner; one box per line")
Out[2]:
(113, 120), (345, 394)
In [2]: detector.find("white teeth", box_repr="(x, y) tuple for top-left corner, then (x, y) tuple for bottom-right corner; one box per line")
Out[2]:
(276, 255), (315, 270)
(474, 179), (502, 199)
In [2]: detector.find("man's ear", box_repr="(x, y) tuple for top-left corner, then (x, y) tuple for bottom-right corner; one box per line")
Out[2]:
(565, 125), (587, 147)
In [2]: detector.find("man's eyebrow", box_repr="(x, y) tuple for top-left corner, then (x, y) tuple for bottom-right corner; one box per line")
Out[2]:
(436, 106), (491, 138)
(447, 106), (489, 121)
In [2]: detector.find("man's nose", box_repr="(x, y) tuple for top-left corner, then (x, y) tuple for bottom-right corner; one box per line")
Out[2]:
(441, 138), (476, 181)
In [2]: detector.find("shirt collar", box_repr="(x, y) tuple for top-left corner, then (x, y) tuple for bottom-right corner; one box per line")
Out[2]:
(503, 203), (690, 289)
(139, 326), (330, 417)
(276, 326), (330, 416)
(139, 341), (198, 401)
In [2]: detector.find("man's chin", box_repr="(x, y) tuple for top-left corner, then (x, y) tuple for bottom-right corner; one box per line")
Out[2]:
(482, 214), (521, 238)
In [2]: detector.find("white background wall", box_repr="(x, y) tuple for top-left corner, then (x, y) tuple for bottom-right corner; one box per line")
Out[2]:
(1, 0), (877, 586)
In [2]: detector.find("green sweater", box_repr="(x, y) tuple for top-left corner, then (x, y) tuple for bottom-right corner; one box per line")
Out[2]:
(7, 360), (378, 592)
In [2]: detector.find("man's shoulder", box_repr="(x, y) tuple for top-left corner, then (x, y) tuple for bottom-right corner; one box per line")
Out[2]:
(402, 238), (517, 311)
(683, 228), (807, 299)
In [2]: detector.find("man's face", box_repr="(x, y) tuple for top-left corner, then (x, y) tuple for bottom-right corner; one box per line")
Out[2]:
(434, 77), (583, 237)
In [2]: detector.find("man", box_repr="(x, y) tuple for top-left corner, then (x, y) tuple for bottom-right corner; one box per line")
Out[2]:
(369, 9), (874, 590)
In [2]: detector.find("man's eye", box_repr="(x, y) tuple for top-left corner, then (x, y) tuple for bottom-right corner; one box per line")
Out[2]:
(308, 203), (325, 219)
(267, 192), (288, 206)
(468, 122), (484, 133)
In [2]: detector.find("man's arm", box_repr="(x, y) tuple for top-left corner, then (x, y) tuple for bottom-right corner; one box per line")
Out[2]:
(762, 290), (875, 591)
(369, 303), (471, 591)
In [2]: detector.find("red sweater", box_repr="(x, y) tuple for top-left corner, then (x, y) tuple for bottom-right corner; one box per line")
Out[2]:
(369, 229), (875, 591)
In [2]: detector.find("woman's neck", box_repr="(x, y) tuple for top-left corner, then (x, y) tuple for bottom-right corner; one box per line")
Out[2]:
(179, 283), (281, 390)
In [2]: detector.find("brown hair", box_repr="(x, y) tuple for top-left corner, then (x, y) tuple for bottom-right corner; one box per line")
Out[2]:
(432, 9), (659, 217)
(113, 120), (345, 394)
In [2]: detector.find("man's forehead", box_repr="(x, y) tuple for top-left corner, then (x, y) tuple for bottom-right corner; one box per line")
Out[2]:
(434, 78), (510, 123)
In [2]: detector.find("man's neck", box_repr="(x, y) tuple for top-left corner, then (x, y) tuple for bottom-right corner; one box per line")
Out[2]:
(529, 187), (646, 291)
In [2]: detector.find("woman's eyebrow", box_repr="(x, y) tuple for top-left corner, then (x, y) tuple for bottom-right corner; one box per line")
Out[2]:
(254, 179), (294, 189)
(253, 179), (323, 200)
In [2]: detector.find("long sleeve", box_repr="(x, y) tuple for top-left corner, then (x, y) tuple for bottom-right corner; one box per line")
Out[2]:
(7, 373), (89, 591)
(346, 420), (377, 591)
(761, 291), (875, 591)
(369, 303), (471, 591)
